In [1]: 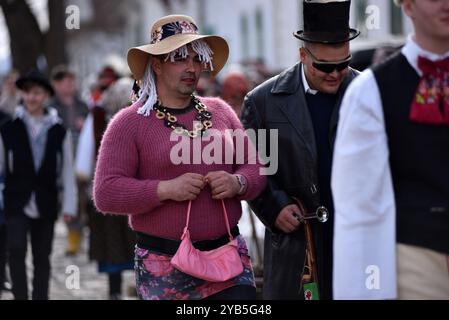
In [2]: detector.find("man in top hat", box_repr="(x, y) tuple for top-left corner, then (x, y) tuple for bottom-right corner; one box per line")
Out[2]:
(93, 15), (266, 300)
(241, 0), (359, 299)
(0, 70), (77, 299)
(332, 0), (449, 299)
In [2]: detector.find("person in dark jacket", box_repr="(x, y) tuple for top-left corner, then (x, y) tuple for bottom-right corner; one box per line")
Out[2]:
(0, 70), (77, 300)
(241, 0), (359, 300)
(0, 109), (11, 298)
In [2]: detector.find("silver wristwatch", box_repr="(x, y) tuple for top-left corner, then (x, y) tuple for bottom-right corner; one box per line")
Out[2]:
(235, 174), (247, 195)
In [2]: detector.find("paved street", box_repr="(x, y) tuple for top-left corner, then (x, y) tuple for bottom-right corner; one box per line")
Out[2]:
(1, 219), (136, 300)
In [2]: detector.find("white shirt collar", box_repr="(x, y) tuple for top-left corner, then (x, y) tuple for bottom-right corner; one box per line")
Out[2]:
(401, 34), (449, 76)
(301, 64), (318, 95)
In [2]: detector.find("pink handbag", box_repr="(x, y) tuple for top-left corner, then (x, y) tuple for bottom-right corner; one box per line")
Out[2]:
(170, 200), (244, 282)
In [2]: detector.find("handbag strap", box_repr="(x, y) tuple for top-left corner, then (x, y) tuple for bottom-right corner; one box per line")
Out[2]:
(183, 200), (234, 242)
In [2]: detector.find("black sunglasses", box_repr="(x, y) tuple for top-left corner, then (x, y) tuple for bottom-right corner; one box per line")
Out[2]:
(303, 47), (351, 73)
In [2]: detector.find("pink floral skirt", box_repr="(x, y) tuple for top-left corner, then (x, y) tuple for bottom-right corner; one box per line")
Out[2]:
(134, 235), (255, 300)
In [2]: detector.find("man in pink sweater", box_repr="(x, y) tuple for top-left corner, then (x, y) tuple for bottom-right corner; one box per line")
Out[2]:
(93, 14), (266, 300)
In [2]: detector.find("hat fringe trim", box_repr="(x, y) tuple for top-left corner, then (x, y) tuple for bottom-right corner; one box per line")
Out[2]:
(136, 39), (214, 117)
(164, 39), (214, 71)
(191, 39), (214, 71)
(136, 64), (157, 117)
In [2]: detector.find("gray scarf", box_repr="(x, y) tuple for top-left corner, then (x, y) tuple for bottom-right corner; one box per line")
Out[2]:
(16, 106), (61, 171)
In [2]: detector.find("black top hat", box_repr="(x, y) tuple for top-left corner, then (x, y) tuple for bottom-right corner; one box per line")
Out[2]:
(294, 0), (360, 44)
(16, 69), (54, 96)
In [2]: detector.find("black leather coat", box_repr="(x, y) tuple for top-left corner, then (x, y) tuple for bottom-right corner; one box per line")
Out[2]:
(241, 63), (358, 299)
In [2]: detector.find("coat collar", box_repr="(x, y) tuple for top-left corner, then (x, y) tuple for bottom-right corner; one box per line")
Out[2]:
(272, 63), (317, 160)
(271, 63), (302, 94)
(271, 63), (359, 161)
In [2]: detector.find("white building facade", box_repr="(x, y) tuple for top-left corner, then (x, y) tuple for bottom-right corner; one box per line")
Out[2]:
(134, 0), (412, 73)
(0, 0), (412, 77)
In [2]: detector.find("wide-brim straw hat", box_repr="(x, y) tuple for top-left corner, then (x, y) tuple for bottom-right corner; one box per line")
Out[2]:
(127, 14), (229, 80)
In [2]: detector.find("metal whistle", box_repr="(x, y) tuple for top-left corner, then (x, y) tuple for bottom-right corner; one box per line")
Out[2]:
(294, 206), (329, 223)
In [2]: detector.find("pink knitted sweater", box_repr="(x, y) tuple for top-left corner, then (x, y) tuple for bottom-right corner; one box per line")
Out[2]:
(93, 97), (266, 241)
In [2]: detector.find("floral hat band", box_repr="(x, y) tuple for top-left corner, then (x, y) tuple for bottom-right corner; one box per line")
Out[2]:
(151, 21), (199, 44)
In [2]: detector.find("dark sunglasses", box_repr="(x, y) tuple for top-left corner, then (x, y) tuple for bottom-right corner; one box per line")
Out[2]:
(303, 47), (351, 73)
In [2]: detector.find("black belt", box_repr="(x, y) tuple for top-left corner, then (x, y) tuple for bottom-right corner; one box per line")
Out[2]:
(136, 226), (240, 255)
